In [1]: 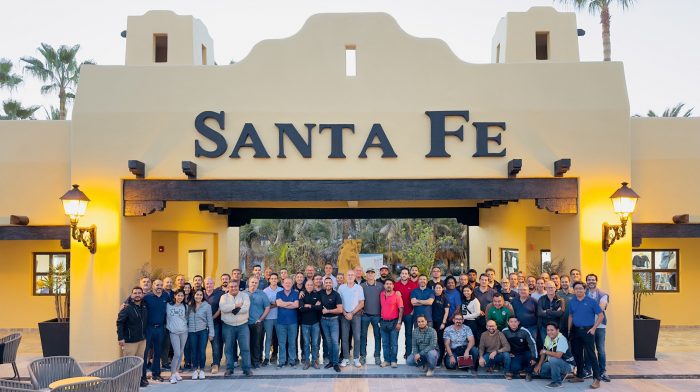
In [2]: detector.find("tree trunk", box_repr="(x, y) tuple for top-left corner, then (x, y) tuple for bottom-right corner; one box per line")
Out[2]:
(600, 6), (612, 61)
(59, 88), (67, 120)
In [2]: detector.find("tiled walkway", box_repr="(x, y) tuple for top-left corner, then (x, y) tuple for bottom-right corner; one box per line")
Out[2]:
(2, 327), (699, 391)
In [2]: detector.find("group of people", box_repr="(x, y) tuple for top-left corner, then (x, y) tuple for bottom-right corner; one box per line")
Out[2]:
(116, 263), (609, 389)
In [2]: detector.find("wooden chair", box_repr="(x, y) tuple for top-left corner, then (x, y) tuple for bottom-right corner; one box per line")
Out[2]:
(0, 333), (21, 380)
(28, 356), (84, 389)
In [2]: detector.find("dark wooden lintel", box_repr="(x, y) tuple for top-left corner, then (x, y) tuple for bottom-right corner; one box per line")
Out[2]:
(632, 223), (700, 247)
(0, 225), (70, 249)
(536, 198), (577, 214)
(123, 200), (166, 217)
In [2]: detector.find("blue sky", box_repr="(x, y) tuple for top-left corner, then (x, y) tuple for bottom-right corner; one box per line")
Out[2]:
(1, 0), (698, 118)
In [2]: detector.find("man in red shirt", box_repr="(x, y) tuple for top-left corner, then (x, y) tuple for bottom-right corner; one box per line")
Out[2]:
(379, 278), (404, 368)
(394, 267), (418, 359)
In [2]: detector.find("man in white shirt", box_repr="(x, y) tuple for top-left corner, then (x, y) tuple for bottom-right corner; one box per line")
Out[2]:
(338, 270), (365, 367)
(220, 282), (252, 376)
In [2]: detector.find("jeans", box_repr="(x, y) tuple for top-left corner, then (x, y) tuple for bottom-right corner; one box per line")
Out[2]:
(540, 357), (573, 384)
(277, 323), (298, 365)
(188, 329), (208, 370)
(143, 325), (164, 378)
(482, 351), (511, 369)
(249, 322), (264, 366)
(406, 349), (439, 370)
(321, 317), (340, 365)
(209, 320), (223, 366)
(585, 328), (607, 373)
(169, 332), (187, 374)
(508, 351), (534, 374)
(223, 323), (251, 372)
(524, 325), (538, 348)
(379, 319), (399, 363)
(341, 313), (362, 359)
(360, 314), (381, 359)
(571, 326), (600, 380)
(402, 314), (413, 356)
(444, 345), (479, 370)
(263, 318), (277, 360)
(301, 323), (321, 363)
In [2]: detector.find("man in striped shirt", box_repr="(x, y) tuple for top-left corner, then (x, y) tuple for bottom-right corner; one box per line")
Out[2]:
(406, 315), (439, 377)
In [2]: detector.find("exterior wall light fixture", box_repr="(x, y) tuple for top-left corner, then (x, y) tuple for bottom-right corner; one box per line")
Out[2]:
(602, 182), (639, 252)
(60, 184), (97, 254)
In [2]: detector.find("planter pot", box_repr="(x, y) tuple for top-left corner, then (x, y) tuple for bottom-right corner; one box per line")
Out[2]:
(633, 315), (660, 360)
(38, 318), (70, 357)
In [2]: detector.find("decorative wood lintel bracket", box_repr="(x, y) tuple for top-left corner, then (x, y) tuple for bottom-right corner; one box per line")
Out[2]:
(124, 200), (166, 217)
(536, 198), (577, 214)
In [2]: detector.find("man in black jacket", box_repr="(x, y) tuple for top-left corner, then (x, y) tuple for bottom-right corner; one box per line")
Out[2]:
(502, 315), (537, 381)
(117, 286), (148, 386)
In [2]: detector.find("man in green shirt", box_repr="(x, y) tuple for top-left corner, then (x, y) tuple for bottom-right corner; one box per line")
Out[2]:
(486, 293), (513, 330)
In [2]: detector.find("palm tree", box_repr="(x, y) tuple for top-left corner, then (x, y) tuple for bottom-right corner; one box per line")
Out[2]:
(558, 0), (636, 61)
(21, 43), (94, 120)
(644, 103), (694, 118)
(0, 58), (23, 91)
(0, 99), (40, 120)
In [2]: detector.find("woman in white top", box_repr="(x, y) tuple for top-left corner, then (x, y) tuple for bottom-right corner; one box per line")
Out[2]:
(166, 290), (188, 384)
(460, 285), (481, 344)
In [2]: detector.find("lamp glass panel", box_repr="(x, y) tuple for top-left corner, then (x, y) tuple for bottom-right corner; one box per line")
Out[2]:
(611, 196), (637, 214)
(62, 199), (88, 217)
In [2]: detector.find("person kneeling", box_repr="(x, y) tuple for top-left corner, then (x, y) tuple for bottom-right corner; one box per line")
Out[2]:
(443, 313), (479, 371)
(502, 315), (538, 380)
(478, 320), (511, 372)
(533, 322), (575, 388)
(406, 315), (439, 376)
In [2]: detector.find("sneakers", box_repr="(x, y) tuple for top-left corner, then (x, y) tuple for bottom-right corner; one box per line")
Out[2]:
(545, 382), (563, 388)
(324, 362), (334, 369)
(354, 359), (361, 368)
(152, 376), (165, 382)
(323, 358), (330, 366)
(198, 370), (206, 380)
(277, 363), (285, 369)
(591, 379), (601, 389)
(169, 376), (177, 384)
(391, 362), (398, 368)
(262, 359), (269, 367)
(583, 370), (593, 379)
(360, 356), (366, 365)
(340, 359), (349, 367)
(426, 369), (433, 377)
(174, 372), (182, 381)
(211, 364), (219, 374)
(191, 370), (199, 380)
(290, 361), (297, 369)
(380, 361), (390, 368)
(601, 372), (611, 382)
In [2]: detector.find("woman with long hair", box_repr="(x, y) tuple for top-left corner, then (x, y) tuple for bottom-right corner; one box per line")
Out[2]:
(431, 282), (450, 366)
(460, 285), (481, 345)
(187, 288), (214, 380)
(166, 290), (188, 384)
(181, 282), (194, 370)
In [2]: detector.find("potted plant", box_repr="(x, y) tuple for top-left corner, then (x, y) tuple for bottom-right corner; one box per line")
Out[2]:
(632, 272), (660, 360)
(37, 262), (70, 357)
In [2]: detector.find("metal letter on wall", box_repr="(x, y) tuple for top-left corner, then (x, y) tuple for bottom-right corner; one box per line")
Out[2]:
(425, 110), (469, 158)
(358, 123), (397, 158)
(194, 111), (227, 158)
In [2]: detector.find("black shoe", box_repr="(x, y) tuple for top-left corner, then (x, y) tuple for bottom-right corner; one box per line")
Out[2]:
(152, 376), (165, 382)
(333, 364), (341, 372)
(140, 378), (149, 387)
(583, 370), (593, 379)
(224, 369), (233, 376)
(243, 370), (253, 377)
(324, 363), (334, 369)
(262, 359), (269, 367)
(601, 373), (611, 382)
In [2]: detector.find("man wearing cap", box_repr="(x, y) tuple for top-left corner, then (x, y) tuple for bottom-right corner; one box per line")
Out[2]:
(360, 268), (383, 365)
(377, 265), (391, 285)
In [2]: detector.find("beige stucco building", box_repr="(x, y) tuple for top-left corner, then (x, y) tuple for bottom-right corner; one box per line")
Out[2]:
(1, 7), (698, 363)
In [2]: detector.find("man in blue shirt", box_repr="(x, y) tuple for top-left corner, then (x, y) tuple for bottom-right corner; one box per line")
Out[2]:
(276, 278), (300, 368)
(567, 281), (604, 389)
(141, 279), (170, 382)
(410, 275), (435, 326)
(248, 276), (271, 369)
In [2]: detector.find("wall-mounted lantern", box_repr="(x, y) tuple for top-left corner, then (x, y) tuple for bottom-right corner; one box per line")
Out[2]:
(60, 184), (97, 254)
(602, 182), (640, 252)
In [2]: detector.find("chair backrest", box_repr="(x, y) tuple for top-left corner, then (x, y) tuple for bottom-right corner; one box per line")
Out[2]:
(0, 333), (21, 364)
(0, 378), (36, 392)
(51, 379), (110, 392)
(28, 356), (84, 389)
(88, 356), (142, 392)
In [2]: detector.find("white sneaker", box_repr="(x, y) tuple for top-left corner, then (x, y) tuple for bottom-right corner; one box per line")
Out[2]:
(169, 376), (177, 384)
(340, 359), (349, 367)
(191, 369), (199, 380)
(354, 359), (361, 368)
(198, 370), (206, 380)
(175, 372), (182, 381)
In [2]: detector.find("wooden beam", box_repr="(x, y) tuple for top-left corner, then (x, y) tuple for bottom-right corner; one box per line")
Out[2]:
(0, 225), (70, 249)
(632, 223), (700, 247)
(10, 215), (29, 225)
(124, 178), (578, 203)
